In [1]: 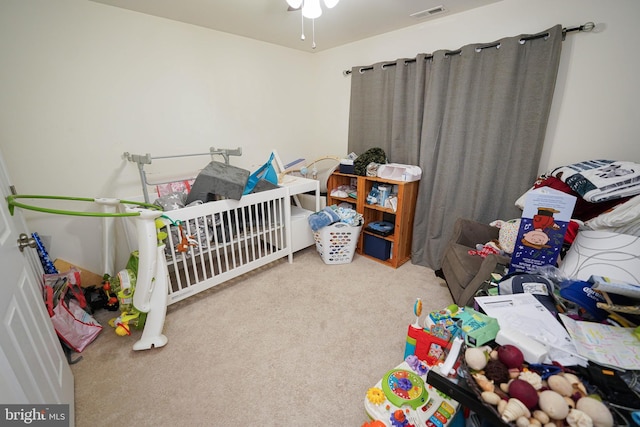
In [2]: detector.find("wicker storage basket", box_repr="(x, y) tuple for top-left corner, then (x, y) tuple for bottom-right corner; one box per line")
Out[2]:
(460, 344), (614, 427)
(313, 222), (362, 264)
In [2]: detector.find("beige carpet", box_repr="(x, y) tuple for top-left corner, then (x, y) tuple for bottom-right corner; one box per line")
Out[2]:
(71, 247), (453, 426)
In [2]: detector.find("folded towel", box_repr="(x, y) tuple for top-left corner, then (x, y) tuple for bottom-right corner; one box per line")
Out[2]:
(307, 207), (341, 232)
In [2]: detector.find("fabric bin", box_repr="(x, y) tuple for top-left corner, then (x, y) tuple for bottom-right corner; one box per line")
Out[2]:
(364, 234), (392, 261)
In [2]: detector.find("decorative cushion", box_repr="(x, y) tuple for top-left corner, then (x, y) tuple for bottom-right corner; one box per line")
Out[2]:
(490, 219), (520, 254)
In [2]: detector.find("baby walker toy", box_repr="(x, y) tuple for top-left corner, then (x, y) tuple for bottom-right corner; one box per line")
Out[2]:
(363, 298), (463, 427)
(6, 195), (171, 351)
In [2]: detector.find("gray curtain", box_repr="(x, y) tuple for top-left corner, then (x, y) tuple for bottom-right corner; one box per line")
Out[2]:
(347, 25), (563, 269)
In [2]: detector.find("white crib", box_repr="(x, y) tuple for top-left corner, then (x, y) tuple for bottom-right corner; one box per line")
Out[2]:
(159, 186), (292, 305)
(116, 149), (319, 350)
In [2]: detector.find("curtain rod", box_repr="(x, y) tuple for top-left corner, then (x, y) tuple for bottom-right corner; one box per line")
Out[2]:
(343, 22), (595, 76)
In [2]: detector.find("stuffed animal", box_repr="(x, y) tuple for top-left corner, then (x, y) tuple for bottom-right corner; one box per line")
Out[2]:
(490, 219), (521, 254)
(468, 240), (504, 258)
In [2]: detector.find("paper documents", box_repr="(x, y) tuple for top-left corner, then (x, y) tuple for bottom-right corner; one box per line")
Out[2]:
(559, 314), (640, 370)
(475, 293), (585, 366)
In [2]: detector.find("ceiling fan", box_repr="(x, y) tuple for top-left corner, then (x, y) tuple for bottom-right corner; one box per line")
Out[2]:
(286, 0), (340, 19)
(286, 0), (340, 48)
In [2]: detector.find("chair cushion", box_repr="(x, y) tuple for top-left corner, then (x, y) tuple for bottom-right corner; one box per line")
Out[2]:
(442, 243), (485, 290)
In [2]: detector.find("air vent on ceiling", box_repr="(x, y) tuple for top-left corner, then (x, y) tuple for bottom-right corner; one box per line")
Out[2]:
(410, 5), (446, 20)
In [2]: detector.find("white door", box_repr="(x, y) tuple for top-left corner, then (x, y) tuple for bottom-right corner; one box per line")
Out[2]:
(0, 149), (74, 422)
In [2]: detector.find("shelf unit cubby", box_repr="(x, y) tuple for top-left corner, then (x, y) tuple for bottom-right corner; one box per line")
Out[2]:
(326, 172), (419, 268)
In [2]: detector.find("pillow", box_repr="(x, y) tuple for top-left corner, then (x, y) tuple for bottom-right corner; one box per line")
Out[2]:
(490, 219), (520, 254)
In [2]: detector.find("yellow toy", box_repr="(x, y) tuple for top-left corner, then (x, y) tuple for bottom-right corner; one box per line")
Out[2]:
(109, 311), (141, 336)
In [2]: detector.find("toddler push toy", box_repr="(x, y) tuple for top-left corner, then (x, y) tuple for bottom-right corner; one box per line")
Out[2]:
(6, 194), (171, 351)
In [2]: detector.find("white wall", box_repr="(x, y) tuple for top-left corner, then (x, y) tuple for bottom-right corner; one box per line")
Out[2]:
(1, 0), (638, 274)
(0, 0), (317, 273)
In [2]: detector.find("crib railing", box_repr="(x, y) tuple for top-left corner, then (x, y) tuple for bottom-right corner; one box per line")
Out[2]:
(158, 187), (291, 305)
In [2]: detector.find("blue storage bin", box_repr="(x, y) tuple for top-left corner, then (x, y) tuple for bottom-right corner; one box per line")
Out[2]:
(364, 234), (392, 261)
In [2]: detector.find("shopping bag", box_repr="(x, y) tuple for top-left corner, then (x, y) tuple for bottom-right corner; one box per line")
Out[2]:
(243, 152), (278, 195)
(50, 295), (103, 353)
(44, 269), (102, 353)
(43, 267), (87, 314)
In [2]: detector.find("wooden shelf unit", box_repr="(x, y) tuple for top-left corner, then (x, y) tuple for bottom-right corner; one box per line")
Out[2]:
(326, 172), (419, 268)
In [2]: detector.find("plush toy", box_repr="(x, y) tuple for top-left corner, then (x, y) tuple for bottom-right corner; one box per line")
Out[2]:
(490, 219), (521, 254)
(468, 240), (504, 258)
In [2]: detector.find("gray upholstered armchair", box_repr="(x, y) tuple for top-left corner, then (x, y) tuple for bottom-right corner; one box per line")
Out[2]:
(440, 218), (511, 307)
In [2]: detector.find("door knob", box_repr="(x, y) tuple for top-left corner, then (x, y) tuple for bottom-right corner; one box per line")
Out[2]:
(17, 233), (36, 252)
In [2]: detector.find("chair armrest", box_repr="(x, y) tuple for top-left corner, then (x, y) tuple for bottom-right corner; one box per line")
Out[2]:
(457, 252), (511, 306)
(451, 218), (500, 248)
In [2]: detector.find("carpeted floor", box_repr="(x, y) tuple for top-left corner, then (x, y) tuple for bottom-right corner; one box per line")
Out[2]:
(70, 246), (453, 426)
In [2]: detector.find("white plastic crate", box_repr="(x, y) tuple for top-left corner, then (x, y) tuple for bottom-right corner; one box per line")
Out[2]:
(313, 222), (362, 264)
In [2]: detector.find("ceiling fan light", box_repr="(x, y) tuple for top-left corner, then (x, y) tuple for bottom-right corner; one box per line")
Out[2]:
(323, 0), (339, 8)
(302, 0), (322, 19)
(286, 0), (303, 9)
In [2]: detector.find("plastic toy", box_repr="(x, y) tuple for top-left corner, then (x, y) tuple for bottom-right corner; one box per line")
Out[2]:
(412, 298), (422, 327)
(405, 354), (428, 376)
(176, 223), (198, 253)
(390, 409), (409, 427)
(364, 361), (460, 427)
(126, 208), (169, 350)
(366, 387), (386, 406)
(101, 277), (120, 311)
(6, 195), (170, 351)
(382, 369), (428, 410)
(106, 268), (147, 336)
(277, 156), (341, 182)
(109, 311), (140, 336)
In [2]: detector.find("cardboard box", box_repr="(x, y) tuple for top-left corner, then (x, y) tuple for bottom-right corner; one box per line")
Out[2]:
(54, 259), (104, 288)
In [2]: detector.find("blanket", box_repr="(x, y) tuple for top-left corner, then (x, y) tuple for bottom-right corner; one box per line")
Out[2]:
(550, 160), (640, 203)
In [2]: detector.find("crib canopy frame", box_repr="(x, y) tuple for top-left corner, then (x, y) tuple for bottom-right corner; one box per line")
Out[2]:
(123, 147), (242, 203)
